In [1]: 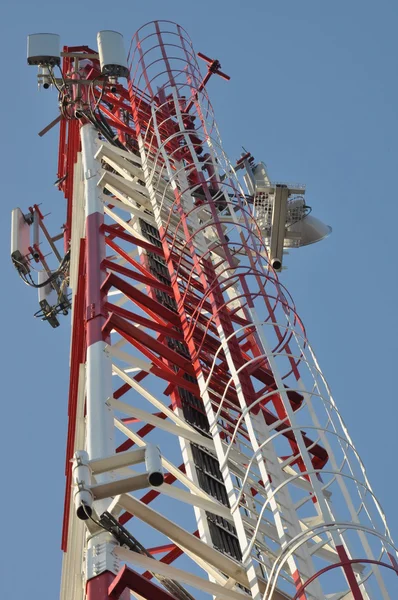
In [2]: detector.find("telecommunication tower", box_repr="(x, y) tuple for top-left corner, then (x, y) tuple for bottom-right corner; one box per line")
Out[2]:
(12, 21), (397, 600)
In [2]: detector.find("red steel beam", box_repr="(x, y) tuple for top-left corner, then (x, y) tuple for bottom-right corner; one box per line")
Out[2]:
(108, 565), (178, 600)
(104, 302), (184, 340)
(102, 258), (173, 294)
(147, 544), (177, 555)
(102, 224), (165, 258)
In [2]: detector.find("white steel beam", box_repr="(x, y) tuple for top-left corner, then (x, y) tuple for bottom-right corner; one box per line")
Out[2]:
(89, 448), (146, 474)
(114, 419), (226, 503)
(114, 546), (251, 600)
(95, 141), (143, 166)
(113, 404), (215, 451)
(104, 205), (150, 242)
(111, 368), (193, 430)
(99, 170), (149, 200)
(91, 473), (150, 499)
(117, 493), (259, 592)
(153, 481), (232, 520)
(104, 196), (157, 226)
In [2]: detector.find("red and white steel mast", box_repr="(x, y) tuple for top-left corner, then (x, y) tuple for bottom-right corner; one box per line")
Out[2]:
(13, 21), (398, 600)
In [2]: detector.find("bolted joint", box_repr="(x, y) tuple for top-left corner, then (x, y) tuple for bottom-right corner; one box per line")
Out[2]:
(209, 59), (221, 74)
(86, 532), (120, 580)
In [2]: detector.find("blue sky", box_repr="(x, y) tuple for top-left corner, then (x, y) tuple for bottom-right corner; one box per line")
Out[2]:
(1, 1), (397, 598)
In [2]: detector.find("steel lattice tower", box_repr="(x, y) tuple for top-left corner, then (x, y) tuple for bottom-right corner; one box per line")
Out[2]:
(14, 21), (398, 600)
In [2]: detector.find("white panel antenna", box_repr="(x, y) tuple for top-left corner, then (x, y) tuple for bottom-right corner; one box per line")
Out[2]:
(97, 31), (129, 78)
(11, 208), (31, 274)
(27, 33), (61, 66)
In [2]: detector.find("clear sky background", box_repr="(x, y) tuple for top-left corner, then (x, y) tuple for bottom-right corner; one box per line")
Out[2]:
(1, 1), (397, 597)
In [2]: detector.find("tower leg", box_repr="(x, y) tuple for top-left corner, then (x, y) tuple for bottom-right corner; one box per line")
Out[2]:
(86, 571), (129, 600)
(81, 123), (118, 598)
